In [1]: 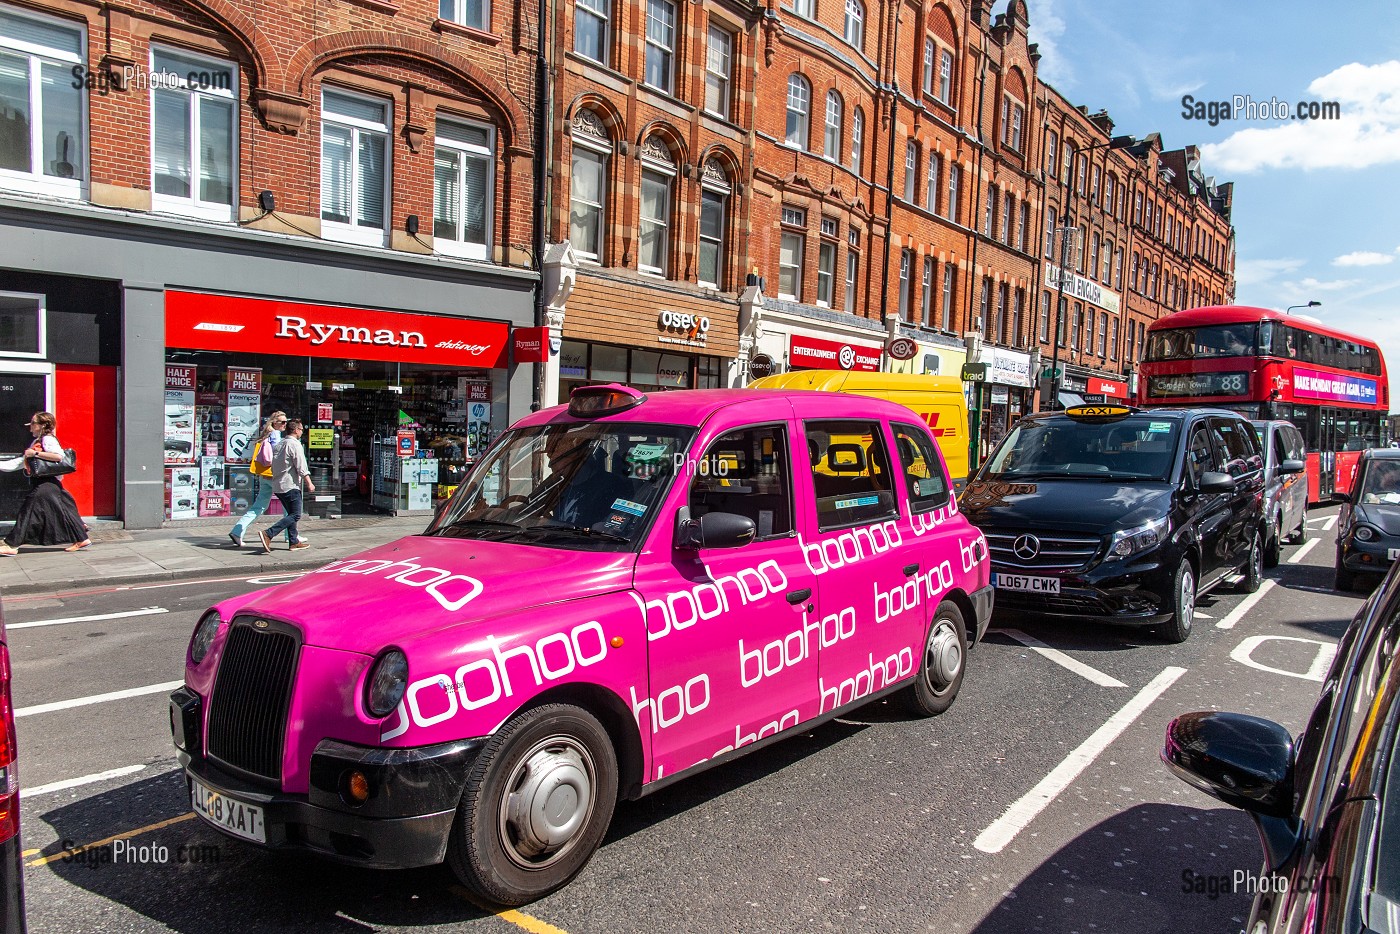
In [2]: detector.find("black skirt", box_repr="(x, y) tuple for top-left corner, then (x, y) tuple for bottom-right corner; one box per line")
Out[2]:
(5, 476), (87, 547)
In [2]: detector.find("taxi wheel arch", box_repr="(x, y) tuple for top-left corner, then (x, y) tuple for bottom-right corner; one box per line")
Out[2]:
(900, 600), (967, 717)
(447, 703), (619, 907)
(1264, 511), (1282, 568)
(1239, 528), (1264, 593)
(519, 683), (645, 800)
(1153, 554), (1197, 644)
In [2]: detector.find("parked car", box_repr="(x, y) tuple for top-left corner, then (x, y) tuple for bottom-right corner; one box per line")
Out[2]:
(1334, 447), (1400, 591)
(961, 404), (1265, 643)
(1162, 558), (1400, 933)
(0, 603), (27, 933)
(170, 384), (993, 906)
(1252, 419), (1309, 566)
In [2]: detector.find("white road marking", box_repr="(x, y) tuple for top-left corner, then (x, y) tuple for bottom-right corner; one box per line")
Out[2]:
(1287, 539), (1321, 565)
(1215, 579), (1277, 630)
(23, 765), (147, 798)
(973, 666), (1187, 854)
(15, 681), (184, 719)
(1230, 635), (1337, 682)
(996, 628), (1126, 688)
(1320, 515), (1338, 532)
(8, 607), (169, 631)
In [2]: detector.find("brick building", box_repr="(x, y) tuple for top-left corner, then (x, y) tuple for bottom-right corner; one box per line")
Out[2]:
(0, 0), (540, 525)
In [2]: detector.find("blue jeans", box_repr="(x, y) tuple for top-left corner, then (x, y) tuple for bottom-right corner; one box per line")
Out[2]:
(230, 478), (291, 542)
(264, 489), (303, 545)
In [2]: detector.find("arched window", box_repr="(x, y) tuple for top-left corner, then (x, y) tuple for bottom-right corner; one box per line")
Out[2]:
(843, 0), (864, 49)
(786, 74), (810, 148)
(698, 159), (731, 289)
(568, 109), (612, 261)
(823, 90), (843, 159)
(638, 134), (676, 276)
(850, 106), (864, 174)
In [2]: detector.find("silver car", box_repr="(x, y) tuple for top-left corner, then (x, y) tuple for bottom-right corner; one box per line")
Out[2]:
(1252, 419), (1308, 566)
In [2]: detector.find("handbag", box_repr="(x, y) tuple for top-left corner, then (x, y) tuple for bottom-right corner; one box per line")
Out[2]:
(28, 448), (77, 477)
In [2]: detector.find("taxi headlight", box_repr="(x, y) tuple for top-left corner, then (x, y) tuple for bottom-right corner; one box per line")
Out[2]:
(1106, 516), (1170, 560)
(189, 611), (222, 665)
(366, 649), (408, 718)
(1355, 525), (1377, 542)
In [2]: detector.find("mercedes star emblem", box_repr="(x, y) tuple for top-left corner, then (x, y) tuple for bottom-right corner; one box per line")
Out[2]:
(1013, 534), (1041, 561)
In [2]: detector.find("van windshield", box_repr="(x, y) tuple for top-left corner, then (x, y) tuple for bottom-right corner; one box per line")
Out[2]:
(427, 422), (695, 550)
(981, 416), (1181, 481)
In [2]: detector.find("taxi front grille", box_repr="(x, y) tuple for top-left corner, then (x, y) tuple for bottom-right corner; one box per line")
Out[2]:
(206, 621), (299, 784)
(986, 532), (1102, 572)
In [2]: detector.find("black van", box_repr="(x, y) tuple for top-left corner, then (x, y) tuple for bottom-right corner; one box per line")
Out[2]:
(961, 405), (1265, 642)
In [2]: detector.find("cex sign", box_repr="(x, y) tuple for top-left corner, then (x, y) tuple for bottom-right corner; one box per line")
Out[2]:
(789, 334), (881, 372)
(165, 292), (509, 368)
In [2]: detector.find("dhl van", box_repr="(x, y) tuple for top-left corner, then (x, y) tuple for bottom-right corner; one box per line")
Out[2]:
(748, 371), (971, 487)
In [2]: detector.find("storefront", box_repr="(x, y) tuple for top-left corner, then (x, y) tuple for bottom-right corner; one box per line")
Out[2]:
(1059, 369), (1129, 408)
(889, 337), (968, 378)
(556, 340), (726, 402)
(748, 304), (890, 378)
(974, 346), (1034, 462)
(164, 291), (512, 517)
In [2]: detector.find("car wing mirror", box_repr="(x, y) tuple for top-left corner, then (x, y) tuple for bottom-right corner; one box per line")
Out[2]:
(1333, 491), (1352, 504)
(675, 506), (757, 550)
(1163, 711), (1295, 817)
(1278, 459), (1306, 475)
(1198, 471), (1236, 494)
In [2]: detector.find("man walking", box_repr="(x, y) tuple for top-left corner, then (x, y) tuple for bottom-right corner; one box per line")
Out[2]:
(259, 419), (315, 553)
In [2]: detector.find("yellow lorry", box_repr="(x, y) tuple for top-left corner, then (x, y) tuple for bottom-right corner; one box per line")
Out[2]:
(747, 371), (971, 488)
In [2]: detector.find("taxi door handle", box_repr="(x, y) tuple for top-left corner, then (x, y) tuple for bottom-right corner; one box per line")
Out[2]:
(903, 563), (920, 577)
(786, 588), (812, 604)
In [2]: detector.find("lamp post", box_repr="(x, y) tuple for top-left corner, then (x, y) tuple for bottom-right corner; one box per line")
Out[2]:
(1286, 301), (1320, 314)
(1043, 133), (1137, 410)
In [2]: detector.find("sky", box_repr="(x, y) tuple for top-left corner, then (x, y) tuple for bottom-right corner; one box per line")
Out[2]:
(1023, 0), (1400, 410)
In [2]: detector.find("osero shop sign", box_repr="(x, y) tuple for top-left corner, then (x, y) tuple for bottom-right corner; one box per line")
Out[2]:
(165, 291), (509, 368)
(789, 334), (881, 372)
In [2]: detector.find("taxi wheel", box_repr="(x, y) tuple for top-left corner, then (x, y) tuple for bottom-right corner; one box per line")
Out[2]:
(447, 703), (618, 907)
(1153, 560), (1195, 644)
(1238, 531), (1263, 593)
(1263, 515), (1281, 568)
(901, 601), (966, 717)
(1290, 515), (1308, 544)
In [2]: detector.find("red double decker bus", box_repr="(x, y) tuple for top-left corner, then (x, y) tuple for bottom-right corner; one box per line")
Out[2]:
(1137, 305), (1390, 502)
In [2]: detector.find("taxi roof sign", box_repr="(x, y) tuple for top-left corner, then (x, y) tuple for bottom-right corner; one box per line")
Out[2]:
(1064, 404), (1135, 420)
(568, 383), (648, 417)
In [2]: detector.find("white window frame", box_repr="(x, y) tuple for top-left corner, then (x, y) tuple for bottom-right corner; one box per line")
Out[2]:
(0, 290), (47, 359)
(937, 47), (953, 103)
(638, 149), (674, 276)
(785, 74), (810, 149)
(843, 0), (863, 49)
(441, 0), (490, 31)
(778, 232), (804, 301)
(816, 238), (836, 307)
(432, 117), (494, 261)
(320, 87), (392, 247)
(921, 256), (934, 328)
(947, 163), (960, 224)
(898, 250), (912, 321)
(704, 23), (732, 118)
(823, 90), (842, 160)
(926, 152), (940, 214)
(0, 6), (86, 198)
(903, 140), (917, 202)
(574, 0), (609, 65)
(1009, 100), (1022, 151)
(849, 106), (863, 174)
(788, 0), (814, 20)
(940, 265), (954, 331)
(844, 247), (858, 313)
(643, 0), (676, 94)
(1045, 131), (1058, 177)
(1017, 201), (1028, 252)
(569, 135), (608, 263)
(697, 174), (729, 289)
(922, 37), (935, 94)
(149, 45), (239, 222)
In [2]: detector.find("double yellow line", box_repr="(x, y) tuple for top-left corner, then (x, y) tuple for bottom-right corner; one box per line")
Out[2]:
(25, 814), (570, 933)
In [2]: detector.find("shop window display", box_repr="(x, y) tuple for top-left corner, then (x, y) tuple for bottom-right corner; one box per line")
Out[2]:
(164, 352), (507, 517)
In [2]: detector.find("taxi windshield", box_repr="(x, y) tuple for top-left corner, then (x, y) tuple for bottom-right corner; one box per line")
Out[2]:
(1358, 459), (1400, 505)
(981, 416), (1180, 481)
(427, 422), (695, 550)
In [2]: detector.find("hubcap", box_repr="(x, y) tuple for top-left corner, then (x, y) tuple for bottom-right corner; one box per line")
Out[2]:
(499, 736), (596, 870)
(1179, 568), (1195, 628)
(1252, 536), (1262, 578)
(925, 619), (963, 694)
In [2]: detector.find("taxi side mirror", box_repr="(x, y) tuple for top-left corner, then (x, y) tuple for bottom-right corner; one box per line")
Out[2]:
(1278, 459), (1305, 475)
(675, 507), (757, 550)
(1333, 491), (1352, 504)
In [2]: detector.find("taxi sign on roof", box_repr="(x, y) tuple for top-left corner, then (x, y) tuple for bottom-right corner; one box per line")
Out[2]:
(1064, 404), (1134, 420)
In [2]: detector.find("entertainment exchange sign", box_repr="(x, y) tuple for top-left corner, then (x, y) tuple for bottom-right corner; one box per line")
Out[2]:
(1045, 264), (1122, 315)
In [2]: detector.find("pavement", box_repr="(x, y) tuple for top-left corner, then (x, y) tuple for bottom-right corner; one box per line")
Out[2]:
(0, 513), (433, 596)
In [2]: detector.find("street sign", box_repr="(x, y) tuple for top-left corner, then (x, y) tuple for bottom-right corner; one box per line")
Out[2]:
(887, 337), (918, 360)
(1040, 366), (1063, 379)
(748, 353), (776, 380)
(961, 363), (988, 382)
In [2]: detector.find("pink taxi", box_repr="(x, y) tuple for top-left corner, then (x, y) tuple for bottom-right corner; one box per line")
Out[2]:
(171, 385), (992, 905)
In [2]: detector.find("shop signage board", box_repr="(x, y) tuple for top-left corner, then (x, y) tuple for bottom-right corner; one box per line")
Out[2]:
(164, 366), (197, 464)
(396, 430), (417, 457)
(887, 337), (918, 360)
(1087, 377), (1128, 398)
(225, 366), (261, 462)
(464, 380), (492, 402)
(981, 347), (1034, 388)
(789, 334), (881, 372)
(165, 291), (510, 369)
(961, 363), (988, 382)
(1044, 264), (1122, 315)
(748, 353), (776, 380)
(308, 428), (334, 449)
(317, 403), (334, 422)
(513, 327), (550, 363)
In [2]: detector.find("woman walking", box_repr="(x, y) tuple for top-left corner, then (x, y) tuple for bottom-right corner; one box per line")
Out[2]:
(228, 412), (296, 547)
(1, 412), (90, 555)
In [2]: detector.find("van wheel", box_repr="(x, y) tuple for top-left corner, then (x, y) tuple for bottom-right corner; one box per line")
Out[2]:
(1153, 560), (1195, 644)
(1238, 531), (1263, 593)
(1263, 514), (1281, 568)
(901, 601), (967, 717)
(447, 704), (618, 907)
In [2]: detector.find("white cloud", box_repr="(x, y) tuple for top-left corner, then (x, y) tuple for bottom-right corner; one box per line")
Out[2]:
(1235, 257), (1305, 287)
(1199, 60), (1400, 173)
(1284, 277), (1362, 293)
(1025, 0), (1072, 88)
(1333, 251), (1396, 267)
